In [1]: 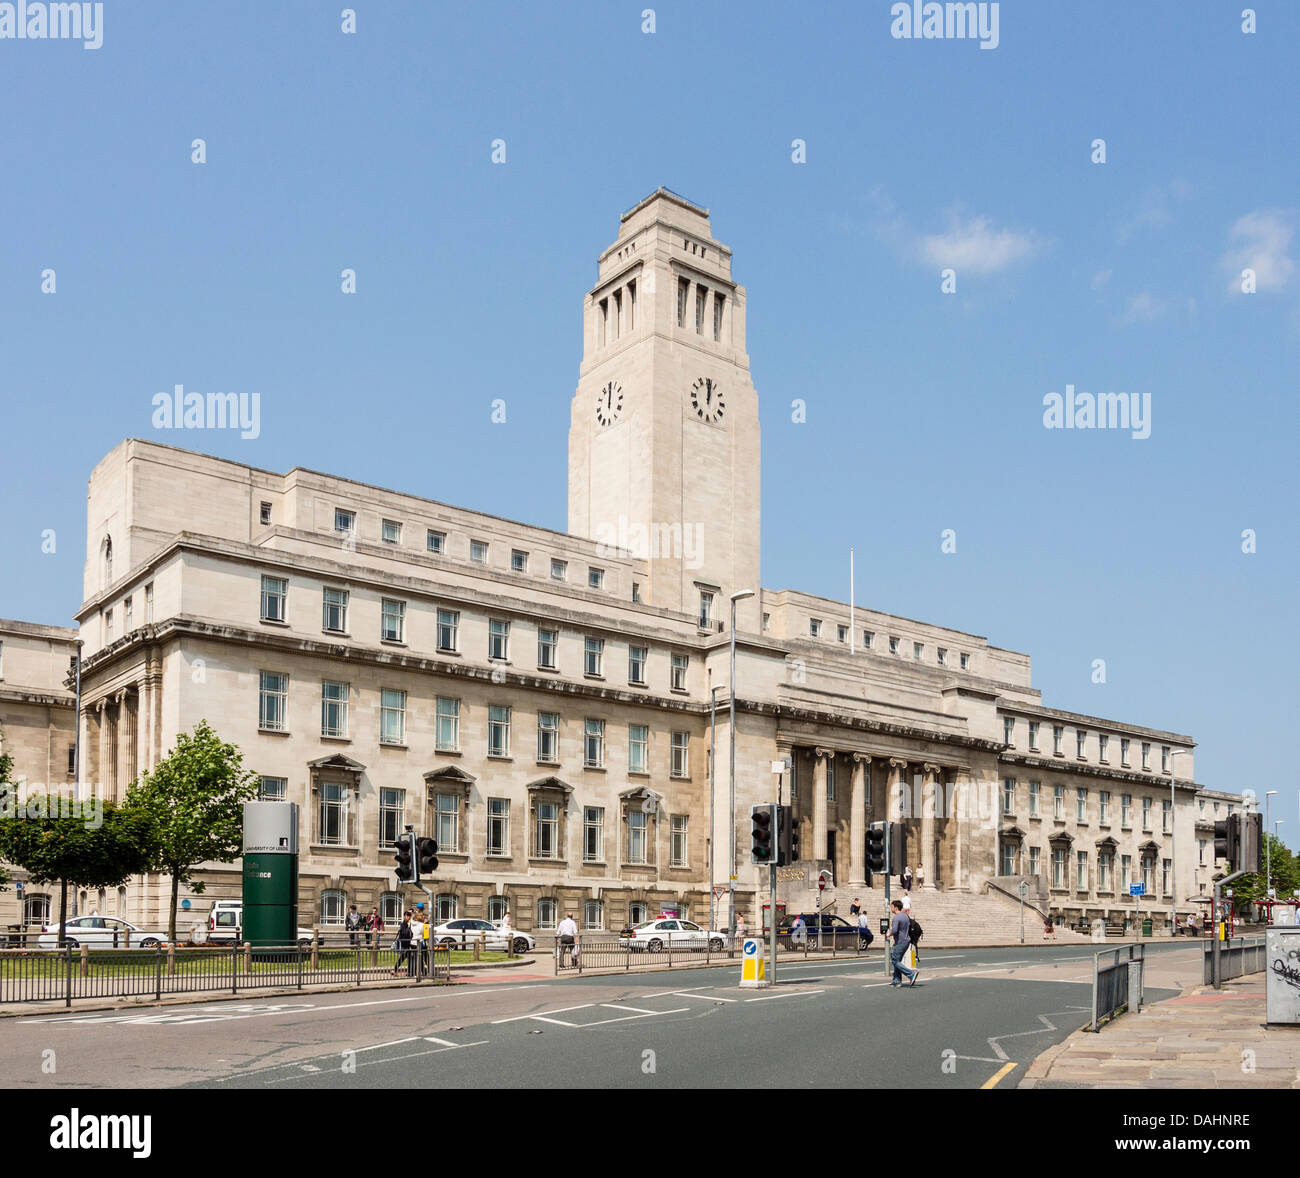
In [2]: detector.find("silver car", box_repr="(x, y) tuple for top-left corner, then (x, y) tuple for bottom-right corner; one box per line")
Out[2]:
(39, 916), (167, 950)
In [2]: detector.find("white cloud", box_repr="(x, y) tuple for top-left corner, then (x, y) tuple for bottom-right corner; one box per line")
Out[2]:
(1092, 268), (1112, 291)
(917, 209), (1041, 275)
(1117, 290), (1165, 325)
(1117, 181), (1193, 243)
(1221, 210), (1295, 294)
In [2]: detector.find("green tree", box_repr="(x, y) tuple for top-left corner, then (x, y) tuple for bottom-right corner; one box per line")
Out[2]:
(0, 760), (156, 944)
(125, 720), (259, 943)
(1228, 834), (1299, 911)
(0, 750), (14, 893)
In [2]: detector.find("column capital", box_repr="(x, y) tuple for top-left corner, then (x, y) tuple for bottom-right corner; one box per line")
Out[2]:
(888, 757), (909, 770)
(923, 762), (942, 778)
(813, 746), (836, 761)
(851, 752), (872, 765)
(94, 698), (107, 714)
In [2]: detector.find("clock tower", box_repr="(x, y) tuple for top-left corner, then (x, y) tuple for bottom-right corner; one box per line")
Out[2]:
(568, 189), (761, 631)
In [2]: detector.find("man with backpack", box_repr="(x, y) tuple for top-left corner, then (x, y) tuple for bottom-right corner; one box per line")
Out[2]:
(887, 899), (919, 987)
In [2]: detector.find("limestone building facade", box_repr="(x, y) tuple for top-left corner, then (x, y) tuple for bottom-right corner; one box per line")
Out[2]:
(17, 190), (1223, 937)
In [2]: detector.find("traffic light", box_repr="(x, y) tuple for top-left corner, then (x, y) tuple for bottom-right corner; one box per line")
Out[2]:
(1239, 813), (1263, 875)
(417, 836), (439, 875)
(750, 804), (776, 865)
(776, 805), (800, 866)
(394, 832), (415, 883)
(866, 822), (887, 873)
(1214, 817), (1238, 866)
(890, 823), (908, 878)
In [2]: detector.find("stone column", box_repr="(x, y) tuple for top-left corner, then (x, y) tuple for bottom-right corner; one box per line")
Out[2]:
(137, 675), (152, 775)
(848, 754), (870, 886)
(812, 748), (831, 861)
(120, 690), (138, 795)
(887, 758), (907, 825)
(921, 763), (941, 889)
(951, 771), (968, 891)
(94, 699), (108, 798)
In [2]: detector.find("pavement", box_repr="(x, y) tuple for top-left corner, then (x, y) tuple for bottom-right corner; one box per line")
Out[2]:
(1021, 973), (1300, 1089)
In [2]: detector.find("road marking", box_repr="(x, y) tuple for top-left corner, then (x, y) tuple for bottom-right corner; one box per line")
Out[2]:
(422, 1036), (462, 1047)
(744, 989), (825, 1002)
(262, 1041), (491, 1084)
(492, 1003), (594, 1024)
(601, 1003), (660, 1014)
(659, 990), (738, 1003)
(982, 1062), (1017, 1088)
(356, 1036), (422, 1052)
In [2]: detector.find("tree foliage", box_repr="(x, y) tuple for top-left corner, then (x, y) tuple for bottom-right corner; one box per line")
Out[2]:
(125, 720), (259, 941)
(1229, 834), (1300, 909)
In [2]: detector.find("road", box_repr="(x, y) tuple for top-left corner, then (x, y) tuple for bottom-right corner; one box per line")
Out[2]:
(3, 943), (1203, 1090)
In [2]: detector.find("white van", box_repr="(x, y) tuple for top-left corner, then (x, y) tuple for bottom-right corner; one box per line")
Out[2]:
(206, 900), (318, 948)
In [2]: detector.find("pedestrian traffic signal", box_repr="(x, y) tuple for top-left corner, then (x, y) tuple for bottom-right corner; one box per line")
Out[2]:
(750, 804), (776, 864)
(417, 836), (439, 875)
(776, 804), (799, 866)
(394, 832), (415, 883)
(866, 822), (887, 873)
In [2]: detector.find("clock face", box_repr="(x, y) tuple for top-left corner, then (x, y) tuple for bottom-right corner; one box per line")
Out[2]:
(690, 376), (725, 424)
(595, 380), (623, 426)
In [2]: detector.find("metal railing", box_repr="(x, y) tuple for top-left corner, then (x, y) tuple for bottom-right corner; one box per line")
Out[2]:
(1088, 943), (1145, 1031)
(0, 942), (452, 1007)
(552, 929), (879, 975)
(1204, 936), (1266, 985)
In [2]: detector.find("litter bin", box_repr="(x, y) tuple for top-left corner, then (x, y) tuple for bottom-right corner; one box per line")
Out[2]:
(1141, 918), (1153, 937)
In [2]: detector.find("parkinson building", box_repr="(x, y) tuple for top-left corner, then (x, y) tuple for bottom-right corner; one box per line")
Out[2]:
(62, 189), (1205, 938)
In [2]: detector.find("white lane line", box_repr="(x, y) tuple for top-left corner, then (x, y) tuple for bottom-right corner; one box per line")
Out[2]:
(529, 1016), (581, 1027)
(600, 1004), (660, 1014)
(262, 1041), (490, 1084)
(636, 985), (714, 998)
(567, 1007), (692, 1027)
(744, 989), (826, 1002)
(356, 1036), (422, 1052)
(423, 1036), (463, 1047)
(492, 1003), (595, 1024)
(664, 990), (738, 1003)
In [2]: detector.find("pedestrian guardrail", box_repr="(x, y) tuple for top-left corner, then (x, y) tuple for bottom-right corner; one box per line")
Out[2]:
(1204, 936), (1265, 985)
(0, 942), (451, 1007)
(552, 930), (879, 975)
(1088, 943), (1144, 1031)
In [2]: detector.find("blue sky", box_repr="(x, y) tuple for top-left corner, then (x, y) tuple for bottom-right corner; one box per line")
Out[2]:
(0, 1), (1296, 809)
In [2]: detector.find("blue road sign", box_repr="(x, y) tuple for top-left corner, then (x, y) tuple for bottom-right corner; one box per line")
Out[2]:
(1129, 883), (1145, 896)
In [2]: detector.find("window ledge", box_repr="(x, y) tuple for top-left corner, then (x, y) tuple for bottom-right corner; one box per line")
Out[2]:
(536, 665), (559, 674)
(436, 649), (461, 657)
(322, 629), (350, 638)
(670, 776), (692, 783)
(584, 674), (606, 682)
(434, 747), (461, 756)
(583, 765), (607, 773)
(320, 735), (352, 744)
(627, 771), (651, 779)
(260, 618), (290, 628)
(488, 658), (512, 666)
(309, 844), (360, 854)
(379, 742), (408, 750)
(380, 639), (407, 648)
(486, 755), (513, 762)
(258, 727), (291, 737)
(1028, 813), (1042, 821)
(1053, 752), (1065, 758)
(628, 680), (648, 689)
(536, 760), (561, 768)
(528, 858), (567, 867)
(670, 688), (689, 696)
(582, 860), (607, 867)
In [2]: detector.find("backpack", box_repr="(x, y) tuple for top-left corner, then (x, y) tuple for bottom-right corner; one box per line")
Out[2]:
(908, 917), (923, 944)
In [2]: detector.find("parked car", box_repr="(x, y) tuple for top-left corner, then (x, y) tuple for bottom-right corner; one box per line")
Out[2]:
(38, 916), (167, 950)
(778, 914), (870, 951)
(432, 918), (532, 955)
(205, 901), (317, 948)
(619, 919), (726, 953)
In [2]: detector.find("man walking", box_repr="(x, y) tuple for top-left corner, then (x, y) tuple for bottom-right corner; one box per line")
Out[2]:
(392, 910), (413, 976)
(409, 909), (426, 977)
(557, 911), (579, 969)
(364, 907), (384, 948)
(887, 899), (918, 987)
(857, 908), (873, 950)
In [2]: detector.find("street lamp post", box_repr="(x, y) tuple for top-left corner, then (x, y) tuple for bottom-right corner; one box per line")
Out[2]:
(1169, 749), (1191, 934)
(1266, 791), (1279, 900)
(728, 589), (754, 938)
(708, 679), (725, 933)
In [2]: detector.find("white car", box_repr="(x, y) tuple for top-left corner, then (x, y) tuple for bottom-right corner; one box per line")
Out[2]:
(205, 902), (318, 948)
(432, 918), (533, 955)
(38, 916), (167, 950)
(620, 919), (726, 953)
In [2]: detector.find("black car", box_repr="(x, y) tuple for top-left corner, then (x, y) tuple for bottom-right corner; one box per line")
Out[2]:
(778, 913), (872, 951)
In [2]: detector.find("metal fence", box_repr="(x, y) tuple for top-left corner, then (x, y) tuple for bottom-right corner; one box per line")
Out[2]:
(1089, 943), (1145, 1031)
(0, 943), (452, 1007)
(552, 930), (879, 974)
(1204, 936), (1266, 985)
